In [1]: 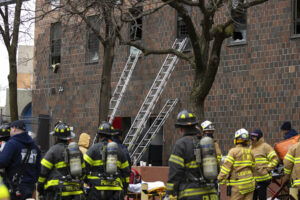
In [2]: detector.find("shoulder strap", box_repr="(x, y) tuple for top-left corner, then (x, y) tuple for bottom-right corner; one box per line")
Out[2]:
(13, 145), (33, 184)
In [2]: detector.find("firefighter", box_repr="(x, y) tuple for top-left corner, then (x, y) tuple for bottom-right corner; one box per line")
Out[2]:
(166, 110), (218, 200)
(283, 140), (300, 199)
(218, 128), (255, 200)
(37, 122), (85, 200)
(84, 121), (130, 200)
(250, 129), (279, 200)
(201, 120), (223, 164)
(0, 124), (10, 152)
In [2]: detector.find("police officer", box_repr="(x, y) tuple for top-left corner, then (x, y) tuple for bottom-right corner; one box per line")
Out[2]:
(201, 120), (223, 164)
(84, 121), (130, 200)
(166, 110), (218, 200)
(0, 120), (41, 200)
(218, 128), (255, 200)
(37, 122), (85, 200)
(0, 124), (10, 152)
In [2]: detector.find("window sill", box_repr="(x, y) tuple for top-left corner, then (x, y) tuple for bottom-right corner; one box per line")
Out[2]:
(227, 41), (248, 47)
(290, 34), (300, 40)
(85, 61), (99, 65)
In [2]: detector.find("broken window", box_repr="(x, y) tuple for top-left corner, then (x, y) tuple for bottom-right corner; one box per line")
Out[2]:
(129, 7), (143, 41)
(177, 5), (192, 50)
(46, 0), (60, 9)
(294, 0), (300, 35)
(86, 15), (100, 64)
(50, 22), (61, 67)
(230, 10), (247, 43)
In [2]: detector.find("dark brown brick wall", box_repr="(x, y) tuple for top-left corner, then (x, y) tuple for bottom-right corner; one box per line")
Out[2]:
(33, 0), (300, 165)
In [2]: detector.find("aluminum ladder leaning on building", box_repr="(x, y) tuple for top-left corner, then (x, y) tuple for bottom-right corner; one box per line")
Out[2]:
(108, 49), (142, 124)
(123, 38), (188, 152)
(130, 98), (179, 165)
(92, 49), (141, 145)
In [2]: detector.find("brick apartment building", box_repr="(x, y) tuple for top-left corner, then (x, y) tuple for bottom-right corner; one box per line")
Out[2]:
(33, 0), (300, 165)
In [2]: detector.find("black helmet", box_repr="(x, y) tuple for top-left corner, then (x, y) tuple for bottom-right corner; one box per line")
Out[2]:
(175, 110), (198, 128)
(0, 124), (10, 141)
(97, 121), (118, 136)
(51, 122), (75, 140)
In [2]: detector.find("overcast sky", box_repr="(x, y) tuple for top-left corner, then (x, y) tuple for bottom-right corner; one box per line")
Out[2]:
(0, 0), (35, 107)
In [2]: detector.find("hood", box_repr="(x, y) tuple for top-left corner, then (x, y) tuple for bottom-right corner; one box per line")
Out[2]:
(251, 137), (264, 147)
(78, 133), (90, 148)
(284, 129), (298, 140)
(11, 131), (35, 145)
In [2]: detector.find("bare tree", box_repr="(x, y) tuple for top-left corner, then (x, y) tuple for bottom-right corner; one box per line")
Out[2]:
(122, 0), (269, 121)
(0, 0), (27, 121)
(36, 0), (130, 124)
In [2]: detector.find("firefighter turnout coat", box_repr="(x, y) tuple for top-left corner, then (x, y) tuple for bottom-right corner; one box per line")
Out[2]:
(283, 142), (300, 188)
(83, 141), (130, 191)
(38, 142), (85, 196)
(166, 135), (218, 200)
(218, 144), (256, 195)
(250, 138), (279, 182)
(215, 141), (223, 165)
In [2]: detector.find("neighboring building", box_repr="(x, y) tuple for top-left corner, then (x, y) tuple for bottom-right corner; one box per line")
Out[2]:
(33, 0), (300, 165)
(4, 45), (34, 128)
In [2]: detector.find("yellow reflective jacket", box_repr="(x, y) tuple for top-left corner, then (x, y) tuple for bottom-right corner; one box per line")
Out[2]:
(250, 138), (279, 182)
(218, 144), (255, 195)
(214, 141), (223, 165)
(283, 142), (300, 188)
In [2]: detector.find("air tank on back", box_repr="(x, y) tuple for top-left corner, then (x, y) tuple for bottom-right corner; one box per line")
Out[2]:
(68, 142), (82, 177)
(200, 136), (218, 183)
(106, 141), (118, 175)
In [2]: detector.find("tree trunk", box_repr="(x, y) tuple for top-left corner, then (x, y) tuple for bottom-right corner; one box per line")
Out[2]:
(8, 52), (18, 122)
(98, 43), (115, 124)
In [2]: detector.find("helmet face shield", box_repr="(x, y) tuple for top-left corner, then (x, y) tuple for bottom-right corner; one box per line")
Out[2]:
(234, 128), (249, 144)
(201, 120), (215, 131)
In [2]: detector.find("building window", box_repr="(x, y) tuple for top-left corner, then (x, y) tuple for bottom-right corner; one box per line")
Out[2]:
(46, 0), (60, 9)
(129, 7), (143, 41)
(294, 0), (300, 35)
(176, 5), (192, 50)
(50, 22), (61, 67)
(86, 15), (100, 64)
(229, 10), (247, 44)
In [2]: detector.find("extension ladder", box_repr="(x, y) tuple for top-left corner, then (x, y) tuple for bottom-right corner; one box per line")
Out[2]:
(109, 49), (141, 124)
(123, 38), (188, 151)
(131, 98), (178, 164)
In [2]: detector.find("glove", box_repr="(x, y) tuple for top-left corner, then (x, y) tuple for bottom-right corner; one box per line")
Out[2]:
(37, 183), (45, 196)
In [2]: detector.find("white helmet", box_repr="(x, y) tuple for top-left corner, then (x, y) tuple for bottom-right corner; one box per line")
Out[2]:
(234, 128), (249, 144)
(201, 120), (215, 131)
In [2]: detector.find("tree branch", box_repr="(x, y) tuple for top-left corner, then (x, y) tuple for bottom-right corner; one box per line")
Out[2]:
(121, 0), (171, 23)
(178, 0), (200, 6)
(122, 40), (196, 66)
(11, 0), (23, 51)
(242, 0), (268, 8)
